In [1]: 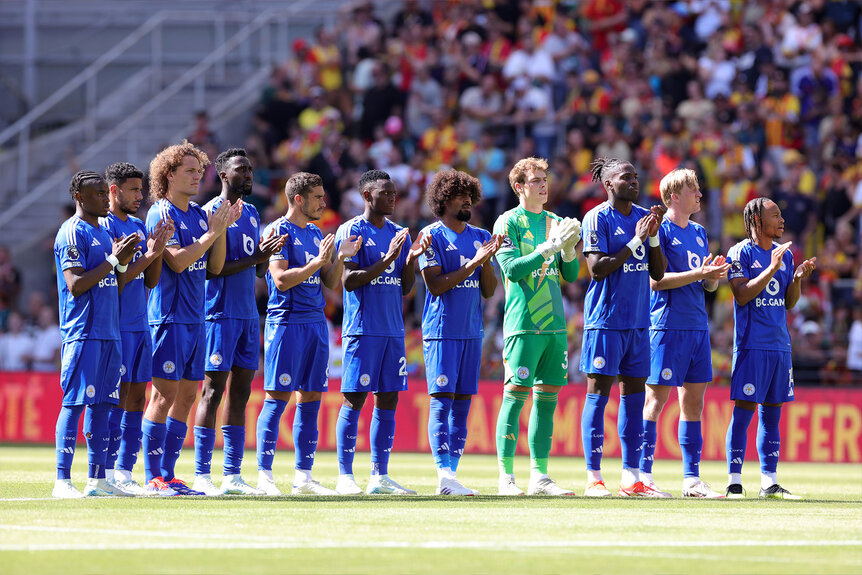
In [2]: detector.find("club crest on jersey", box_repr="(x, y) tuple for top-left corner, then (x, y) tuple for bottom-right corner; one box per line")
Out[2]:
(516, 366), (530, 379)
(209, 353), (223, 367)
(661, 368), (673, 381)
(279, 373), (291, 386)
(250, 217), (257, 228)
(67, 246), (80, 260)
(779, 261), (786, 272)
(593, 356), (606, 369)
(86, 385), (96, 398)
(162, 361), (176, 374)
(360, 374), (371, 387)
(120, 364), (127, 377)
(314, 237), (321, 247)
(473, 240), (482, 250)
(696, 237), (704, 247)
(436, 375), (449, 387)
(743, 383), (755, 396)
(199, 219), (207, 230)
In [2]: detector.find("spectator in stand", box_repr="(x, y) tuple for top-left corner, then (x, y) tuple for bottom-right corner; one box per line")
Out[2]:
(0, 311), (33, 371)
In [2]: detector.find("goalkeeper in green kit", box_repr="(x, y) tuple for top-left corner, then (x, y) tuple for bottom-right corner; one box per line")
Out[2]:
(492, 157), (581, 496)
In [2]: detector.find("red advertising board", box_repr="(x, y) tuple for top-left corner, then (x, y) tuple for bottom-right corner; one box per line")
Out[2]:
(1, 372), (860, 463)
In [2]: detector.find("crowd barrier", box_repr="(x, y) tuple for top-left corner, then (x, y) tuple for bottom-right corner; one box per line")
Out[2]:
(1, 373), (860, 463)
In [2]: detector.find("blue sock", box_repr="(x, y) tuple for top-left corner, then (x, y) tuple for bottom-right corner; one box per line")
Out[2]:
(84, 402), (111, 479)
(679, 420), (702, 478)
(336, 405), (362, 475)
(105, 407), (124, 471)
(294, 401), (321, 471)
(726, 406), (754, 475)
(222, 425), (245, 476)
(428, 397), (453, 470)
(142, 418), (167, 482)
(116, 410), (143, 472)
(370, 408), (396, 476)
(193, 426), (216, 476)
(449, 398), (471, 472)
(256, 398), (286, 471)
(581, 393), (609, 471)
(161, 416), (187, 481)
(55, 404), (84, 480)
(757, 405), (782, 475)
(640, 419), (657, 474)
(618, 392), (645, 470)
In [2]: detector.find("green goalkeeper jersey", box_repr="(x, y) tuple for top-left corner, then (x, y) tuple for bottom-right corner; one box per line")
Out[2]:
(493, 206), (580, 337)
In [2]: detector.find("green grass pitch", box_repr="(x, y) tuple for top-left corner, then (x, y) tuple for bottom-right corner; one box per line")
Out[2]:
(1, 445), (860, 575)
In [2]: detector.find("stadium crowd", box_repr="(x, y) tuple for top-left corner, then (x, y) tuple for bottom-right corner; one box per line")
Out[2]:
(1, 0), (861, 386)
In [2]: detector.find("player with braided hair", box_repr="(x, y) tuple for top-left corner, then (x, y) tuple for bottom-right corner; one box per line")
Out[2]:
(579, 157), (668, 497)
(724, 197), (816, 499)
(52, 171), (140, 497)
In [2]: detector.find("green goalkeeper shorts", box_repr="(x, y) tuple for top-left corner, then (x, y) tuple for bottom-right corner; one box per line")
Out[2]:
(502, 333), (569, 387)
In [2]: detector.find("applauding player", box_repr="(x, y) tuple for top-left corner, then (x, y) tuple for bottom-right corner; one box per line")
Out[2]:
(579, 157), (667, 497)
(101, 163), (173, 494)
(191, 148), (285, 496)
(255, 172), (359, 495)
(725, 198), (816, 499)
(52, 171), (139, 497)
(334, 170), (430, 495)
(640, 169), (729, 498)
(418, 169), (500, 496)
(492, 157), (581, 496)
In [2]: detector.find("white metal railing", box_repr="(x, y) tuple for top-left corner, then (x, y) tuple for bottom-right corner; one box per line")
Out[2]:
(0, 4), (313, 232)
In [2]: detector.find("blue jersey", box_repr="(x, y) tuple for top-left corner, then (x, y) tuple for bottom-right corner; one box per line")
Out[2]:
(650, 219), (710, 330)
(727, 239), (794, 352)
(54, 216), (120, 342)
(581, 201), (652, 329)
(335, 215), (410, 337)
(100, 212), (148, 332)
(203, 197), (260, 320)
(417, 221), (491, 340)
(146, 199), (209, 325)
(265, 216), (326, 324)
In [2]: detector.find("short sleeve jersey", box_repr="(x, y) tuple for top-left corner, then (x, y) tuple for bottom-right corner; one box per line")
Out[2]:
(335, 215), (410, 337)
(492, 206), (567, 336)
(146, 199), (209, 325)
(418, 221), (492, 340)
(54, 216), (120, 342)
(265, 216), (326, 324)
(727, 239), (794, 352)
(100, 212), (148, 333)
(203, 197), (260, 321)
(650, 219), (710, 330)
(581, 201), (652, 330)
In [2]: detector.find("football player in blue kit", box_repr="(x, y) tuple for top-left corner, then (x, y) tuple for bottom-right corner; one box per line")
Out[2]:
(191, 148), (286, 496)
(417, 169), (500, 496)
(333, 170), (431, 495)
(639, 169), (730, 498)
(255, 172), (361, 496)
(101, 162), (174, 495)
(52, 171), (140, 497)
(725, 197), (816, 499)
(579, 157), (668, 497)
(142, 141), (242, 496)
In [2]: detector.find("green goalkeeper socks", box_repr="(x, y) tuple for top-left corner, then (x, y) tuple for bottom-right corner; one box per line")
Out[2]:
(529, 390), (558, 475)
(496, 390), (529, 475)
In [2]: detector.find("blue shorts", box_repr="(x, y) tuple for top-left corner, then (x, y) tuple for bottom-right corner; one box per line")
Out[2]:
(342, 335), (407, 393)
(119, 330), (152, 384)
(731, 349), (794, 404)
(423, 338), (482, 395)
(205, 318), (260, 372)
(60, 339), (121, 406)
(150, 323), (206, 381)
(264, 321), (329, 392)
(648, 329), (713, 386)
(579, 328), (650, 378)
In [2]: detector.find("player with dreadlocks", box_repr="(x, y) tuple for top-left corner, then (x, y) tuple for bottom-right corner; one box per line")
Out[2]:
(724, 197), (816, 499)
(579, 157), (668, 497)
(52, 171), (140, 497)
